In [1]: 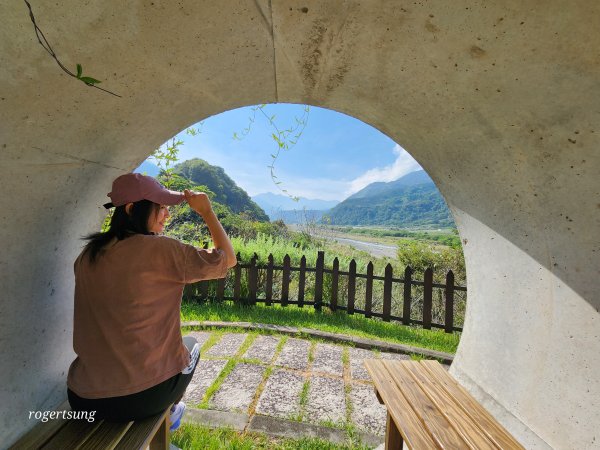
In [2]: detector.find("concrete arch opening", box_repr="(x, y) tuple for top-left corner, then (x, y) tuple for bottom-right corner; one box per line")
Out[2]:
(2, 1), (598, 448)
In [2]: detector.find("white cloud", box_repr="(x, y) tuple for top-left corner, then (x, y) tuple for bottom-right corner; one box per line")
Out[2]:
(346, 144), (421, 196)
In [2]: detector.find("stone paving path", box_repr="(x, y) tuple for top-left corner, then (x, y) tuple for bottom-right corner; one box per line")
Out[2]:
(182, 330), (431, 439)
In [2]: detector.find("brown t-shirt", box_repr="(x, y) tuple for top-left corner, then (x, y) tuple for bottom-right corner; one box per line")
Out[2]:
(67, 234), (228, 399)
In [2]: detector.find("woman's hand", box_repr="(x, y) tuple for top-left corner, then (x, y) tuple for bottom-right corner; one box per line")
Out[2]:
(184, 189), (213, 216)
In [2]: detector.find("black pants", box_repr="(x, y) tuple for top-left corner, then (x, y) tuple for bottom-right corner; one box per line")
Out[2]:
(67, 336), (199, 422)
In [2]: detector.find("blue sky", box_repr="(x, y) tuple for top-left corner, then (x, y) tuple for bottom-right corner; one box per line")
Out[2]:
(144, 104), (421, 201)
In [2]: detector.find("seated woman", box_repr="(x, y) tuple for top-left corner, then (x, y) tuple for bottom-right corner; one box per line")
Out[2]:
(66, 173), (236, 429)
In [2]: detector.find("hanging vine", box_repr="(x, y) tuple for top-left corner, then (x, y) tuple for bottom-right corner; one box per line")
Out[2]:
(233, 104), (310, 199)
(23, 0), (121, 97)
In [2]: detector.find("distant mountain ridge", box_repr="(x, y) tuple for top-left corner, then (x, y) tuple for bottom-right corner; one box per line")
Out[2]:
(252, 193), (339, 221)
(327, 170), (454, 228)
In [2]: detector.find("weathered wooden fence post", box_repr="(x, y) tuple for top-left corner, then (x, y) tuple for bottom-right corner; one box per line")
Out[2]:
(330, 257), (339, 312)
(298, 255), (306, 308)
(365, 261), (374, 318)
(199, 280), (209, 300)
(402, 266), (413, 325)
(347, 259), (356, 315)
(216, 277), (225, 301)
(314, 251), (324, 312)
(265, 254), (274, 306)
(382, 263), (393, 322)
(248, 253), (258, 306)
(444, 270), (455, 333)
(233, 252), (241, 303)
(423, 267), (433, 329)
(281, 254), (290, 307)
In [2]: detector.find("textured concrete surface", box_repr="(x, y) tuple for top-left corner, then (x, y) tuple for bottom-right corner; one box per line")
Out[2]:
(182, 359), (228, 406)
(312, 343), (344, 376)
(2, 1), (599, 447)
(182, 331), (391, 438)
(210, 363), (265, 412)
(184, 331), (213, 350)
(255, 369), (304, 419)
(349, 382), (387, 436)
(274, 338), (310, 370)
(349, 348), (376, 381)
(243, 335), (280, 363)
(204, 333), (247, 358)
(306, 376), (347, 425)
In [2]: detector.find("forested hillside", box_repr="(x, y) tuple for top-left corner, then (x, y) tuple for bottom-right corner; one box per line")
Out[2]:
(326, 170), (454, 228)
(172, 158), (269, 221)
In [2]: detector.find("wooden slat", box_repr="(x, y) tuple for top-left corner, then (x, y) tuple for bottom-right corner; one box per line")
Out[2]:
(78, 421), (133, 450)
(10, 401), (71, 449)
(298, 255), (306, 308)
(364, 360), (439, 449)
(330, 257), (339, 312)
(248, 254), (258, 306)
(423, 268), (433, 329)
(402, 362), (497, 450)
(384, 360), (468, 449)
(421, 361), (525, 449)
(281, 254), (290, 307)
(233, 254), (241, 303)
(113, 409), (170, 450)
(347, 259), (356, 315)
(314, 251), (324, 312)
(402, 266), (413, 325)
(265, 254), (274, 306)
(41, 418), (102, 449)
(216, 276), (225, 301)
(382, 264), (393, 322)
(385, 411), (403, 449)
(444, 271), (455, 333)
(364, 261), (373, 318)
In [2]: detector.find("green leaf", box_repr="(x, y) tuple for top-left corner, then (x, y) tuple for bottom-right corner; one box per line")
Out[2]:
(76, 64), (82, 78)
(80, 76), (101, 85)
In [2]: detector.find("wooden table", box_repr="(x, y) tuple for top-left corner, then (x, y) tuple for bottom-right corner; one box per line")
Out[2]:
(364, 359), (524, 449)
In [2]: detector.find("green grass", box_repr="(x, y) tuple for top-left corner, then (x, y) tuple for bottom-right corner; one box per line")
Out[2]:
(181, 301), (459, 354)
(171, 423), (373, 449)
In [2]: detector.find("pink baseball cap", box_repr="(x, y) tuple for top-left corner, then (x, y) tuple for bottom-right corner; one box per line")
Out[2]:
(103, 173), (185, 209)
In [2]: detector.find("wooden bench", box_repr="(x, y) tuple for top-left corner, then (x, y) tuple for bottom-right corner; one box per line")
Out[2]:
(364, 359), (525, 449)
(10, 401), (173, 450)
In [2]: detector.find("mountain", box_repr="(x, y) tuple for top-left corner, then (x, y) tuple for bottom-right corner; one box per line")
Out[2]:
(327, 170), (454, 228)
(134, 160), (160, 177)
(252, 193), (339, 221)
(172, 158), (269, 221)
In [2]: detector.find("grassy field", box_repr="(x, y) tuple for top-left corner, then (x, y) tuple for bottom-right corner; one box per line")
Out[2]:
(171, 423), (372, 450)
(181, 301), (460, 354)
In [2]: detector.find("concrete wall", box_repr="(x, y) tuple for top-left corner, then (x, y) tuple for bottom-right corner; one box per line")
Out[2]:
(1, 1), (598, 448)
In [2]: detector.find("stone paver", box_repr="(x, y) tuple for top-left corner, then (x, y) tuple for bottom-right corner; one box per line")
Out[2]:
(210, 363), (265, 412)
(380, 351), (411, 361)
(183, 359), (227, 405)
(180, 330), (415, 441)
(274, 338), (310, 370)
(204, 333), (247, 357)
(306, 376), (346, 425)
(349, 382), (386, 436)
(312, 343), (344, 377)
(243, 335), (280, 363)
(255, 369), (304, 419)
(349, 347), (376, 381)
(185, 330), (212, 350)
